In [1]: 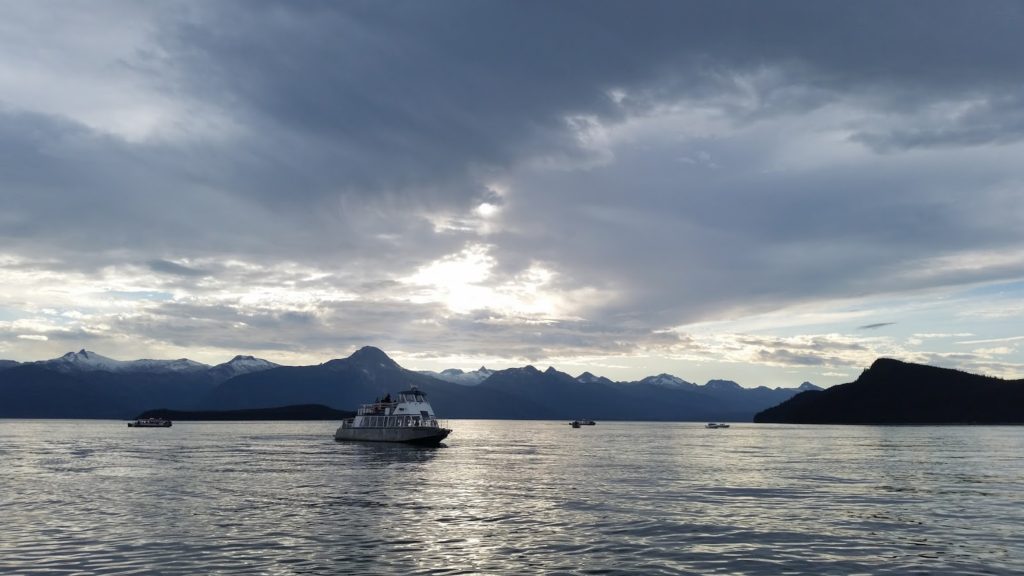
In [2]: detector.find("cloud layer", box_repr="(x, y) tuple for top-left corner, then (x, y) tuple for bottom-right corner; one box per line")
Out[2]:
(2, 1), (1023, 385)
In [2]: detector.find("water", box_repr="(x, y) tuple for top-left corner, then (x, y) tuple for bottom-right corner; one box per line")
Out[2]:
(1, 420), (1022, 575)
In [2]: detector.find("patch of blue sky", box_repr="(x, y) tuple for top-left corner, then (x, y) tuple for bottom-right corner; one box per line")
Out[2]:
(955, 278), (1024, 299)
(106, 290), (174, 301)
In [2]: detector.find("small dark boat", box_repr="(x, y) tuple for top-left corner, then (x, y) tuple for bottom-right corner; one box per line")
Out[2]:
(570, 420), (581, 428)
(128, 418), (172, 428)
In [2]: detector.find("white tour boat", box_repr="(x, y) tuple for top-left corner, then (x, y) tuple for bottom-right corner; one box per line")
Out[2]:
(334, 385), (451, 446)
(705, 422), (730, 429)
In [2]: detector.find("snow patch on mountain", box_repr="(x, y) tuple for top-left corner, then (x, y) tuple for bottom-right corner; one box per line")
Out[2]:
(40, 350), (210, 373)
(637, 373), (698, 390)
(576, 371), (615, 385)
(38, 350), (211, 373)
(128, 358), (209, 373)
(419, 366), (494, 385)
(37, 350), (279, 378)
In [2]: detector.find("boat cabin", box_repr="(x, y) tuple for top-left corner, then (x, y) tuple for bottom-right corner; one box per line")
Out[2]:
(344, 386), (441, 429)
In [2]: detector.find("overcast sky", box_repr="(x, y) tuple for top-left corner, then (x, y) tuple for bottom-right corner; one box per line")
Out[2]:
(2, 1), (1023, 386)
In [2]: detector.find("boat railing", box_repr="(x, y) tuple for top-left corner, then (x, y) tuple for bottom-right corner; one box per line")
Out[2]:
(345, 416), (446, 429)
(357, 401), (397, 416)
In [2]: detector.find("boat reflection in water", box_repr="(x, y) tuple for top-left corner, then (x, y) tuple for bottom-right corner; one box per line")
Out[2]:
(335, 385), (451, 446)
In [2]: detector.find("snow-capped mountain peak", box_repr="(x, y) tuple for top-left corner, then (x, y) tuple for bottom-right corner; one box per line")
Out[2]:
(47, 349), (127, 372)
(224, 355), (276, 369)
(210, 355), (279, 379)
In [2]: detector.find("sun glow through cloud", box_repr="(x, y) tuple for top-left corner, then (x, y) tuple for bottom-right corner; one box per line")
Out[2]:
(402, 244), (568, 318)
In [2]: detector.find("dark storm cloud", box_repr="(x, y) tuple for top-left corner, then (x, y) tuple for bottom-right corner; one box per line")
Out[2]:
(853, 95), (1024, 152)
(160, 0), (1024, 183)
(8, 1), (1024, 255)
(493, 137), (1024, 328)
(0, 107), (458, 276)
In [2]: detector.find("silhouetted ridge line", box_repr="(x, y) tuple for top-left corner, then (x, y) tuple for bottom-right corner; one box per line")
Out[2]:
(1, 345), (817, 420)
(137, 404), (355, 421)
(754, 358), (1024, 424)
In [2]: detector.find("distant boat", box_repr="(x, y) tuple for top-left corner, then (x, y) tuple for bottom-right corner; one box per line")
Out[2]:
(577, 419), (596, 425)
(705, 422), (730, 429)
(127, 417), (172, 428)
(334, 385), (451, 446)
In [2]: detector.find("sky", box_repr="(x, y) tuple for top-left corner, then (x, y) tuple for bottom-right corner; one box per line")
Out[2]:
(2, 1), (1023, 387)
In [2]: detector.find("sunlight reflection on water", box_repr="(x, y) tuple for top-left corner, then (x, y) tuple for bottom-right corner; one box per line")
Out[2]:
(1, 420), (1022, 574)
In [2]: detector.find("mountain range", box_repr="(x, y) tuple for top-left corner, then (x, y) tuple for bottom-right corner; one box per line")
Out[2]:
(754, 358), (1024, 424)
(0, 346), (818, 420)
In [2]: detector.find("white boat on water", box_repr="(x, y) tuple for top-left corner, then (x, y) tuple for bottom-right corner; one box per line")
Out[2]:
(705, 422), (730, 429)
(128, 417), (172, 428)
(334, 385), (451, 446)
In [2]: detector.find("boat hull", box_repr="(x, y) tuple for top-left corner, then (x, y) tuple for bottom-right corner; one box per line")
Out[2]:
(334, 426), (450, 446)
(127, 422), (172, 427)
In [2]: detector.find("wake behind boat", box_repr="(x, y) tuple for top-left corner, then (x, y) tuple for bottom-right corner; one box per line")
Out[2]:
(128, 417), (172, 428)
(334, 385), (451, 446)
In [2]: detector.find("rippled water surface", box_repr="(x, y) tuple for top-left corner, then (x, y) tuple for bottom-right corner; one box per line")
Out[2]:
(2, 420), (1022, 575)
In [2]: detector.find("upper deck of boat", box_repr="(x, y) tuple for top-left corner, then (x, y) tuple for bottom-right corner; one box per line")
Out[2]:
(355, 387), (432, 416)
